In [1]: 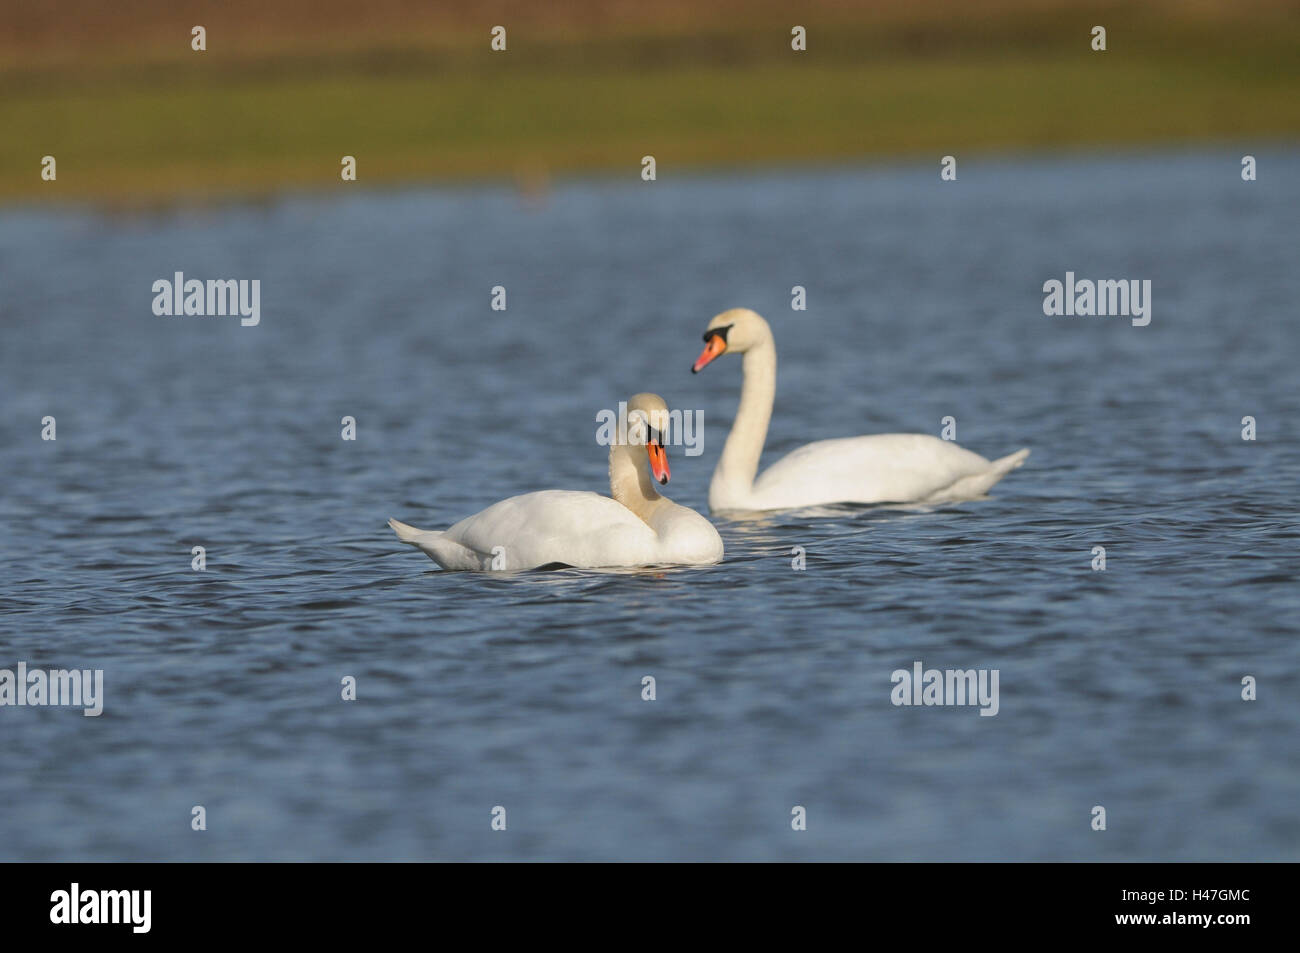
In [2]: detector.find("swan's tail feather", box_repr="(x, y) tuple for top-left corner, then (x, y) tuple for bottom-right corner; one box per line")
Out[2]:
(927, 447), (1029, 502)
(389, 518), (483, 570)
(389, 517), (439, 544)
(990, 448), (1030, 475)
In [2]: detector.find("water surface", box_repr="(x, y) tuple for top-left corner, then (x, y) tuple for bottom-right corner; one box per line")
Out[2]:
(1, 148), (1297, 860)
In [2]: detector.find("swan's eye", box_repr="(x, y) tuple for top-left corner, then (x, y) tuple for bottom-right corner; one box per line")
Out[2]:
(702, 324), (732, 344)
(649, 427), (664, 447)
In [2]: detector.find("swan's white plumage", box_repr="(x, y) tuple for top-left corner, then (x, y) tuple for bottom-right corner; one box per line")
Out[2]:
(747, 435), (1028, 511)
(390, 490), (720, 570)
(695, 309), (1029, 513)
(389, 395), (723, 571)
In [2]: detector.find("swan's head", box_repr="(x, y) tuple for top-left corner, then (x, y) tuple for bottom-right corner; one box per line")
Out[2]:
(625, 392), (671, 485)
(691, 308), (770, 373)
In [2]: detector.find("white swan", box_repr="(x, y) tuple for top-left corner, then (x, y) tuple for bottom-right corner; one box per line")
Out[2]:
(691, 309), (1029, 513)
(389, 393), (723, 570)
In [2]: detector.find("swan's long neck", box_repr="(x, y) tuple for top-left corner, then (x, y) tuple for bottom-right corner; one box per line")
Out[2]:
(711, 335), (776, 508)
(609, 441), (662, 523)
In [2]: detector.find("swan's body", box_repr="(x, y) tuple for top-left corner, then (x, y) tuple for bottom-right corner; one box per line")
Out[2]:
(692, 309), (1029, 513)
(720, 433), (1028, 511)
(389, 394), (723, 571)
(389, 490), (720, 570)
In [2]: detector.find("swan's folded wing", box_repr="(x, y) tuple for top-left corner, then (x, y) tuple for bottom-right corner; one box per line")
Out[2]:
(753, 434), (994, 507)
(444, 490), (659, 568)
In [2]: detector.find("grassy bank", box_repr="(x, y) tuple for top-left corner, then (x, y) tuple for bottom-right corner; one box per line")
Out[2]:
(3, 1), (1299, 204)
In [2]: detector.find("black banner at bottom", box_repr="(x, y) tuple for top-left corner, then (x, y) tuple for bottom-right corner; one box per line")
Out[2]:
(0, 862), (1275, 940)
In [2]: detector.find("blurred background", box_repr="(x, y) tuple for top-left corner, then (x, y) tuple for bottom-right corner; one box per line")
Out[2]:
(3, 0), (1299, 205)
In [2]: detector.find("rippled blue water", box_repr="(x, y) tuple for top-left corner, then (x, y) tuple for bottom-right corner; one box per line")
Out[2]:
(1, 148), (1297, 861)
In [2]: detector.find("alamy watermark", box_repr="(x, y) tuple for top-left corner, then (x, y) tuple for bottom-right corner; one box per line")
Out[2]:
(152, 272), (260, 326)
(1043, 272), (1150, 327)
(891, 661), (999, 716)
(0, 662), (103, 716)
(595, 401), (704, 456)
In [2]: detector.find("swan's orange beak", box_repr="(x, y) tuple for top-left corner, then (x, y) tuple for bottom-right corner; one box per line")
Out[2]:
(647, 439), (670, 485)
(692, 333), (727, 373)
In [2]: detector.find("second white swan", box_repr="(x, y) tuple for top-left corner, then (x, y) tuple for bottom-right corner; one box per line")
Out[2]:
(691, 308), (1029, 513)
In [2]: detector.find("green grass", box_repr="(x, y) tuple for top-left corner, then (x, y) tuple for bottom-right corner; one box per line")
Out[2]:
(4, 10), (1299, 204)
